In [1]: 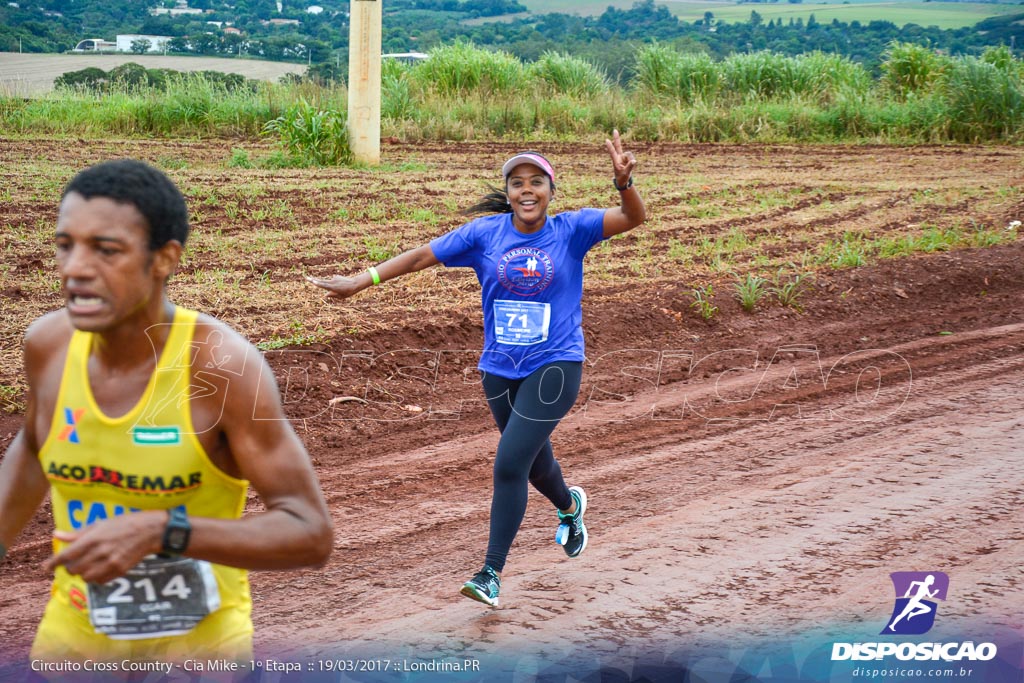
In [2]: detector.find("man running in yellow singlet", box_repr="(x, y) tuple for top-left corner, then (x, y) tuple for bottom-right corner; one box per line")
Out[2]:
(0, 159), (333, 665)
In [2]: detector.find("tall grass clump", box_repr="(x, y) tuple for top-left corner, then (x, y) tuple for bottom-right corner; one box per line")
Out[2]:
(790, 52), (872, 104)
(722, 52), (798, 100)
(262, 98), (351, 166)
(143, 72), (271, 136)
(941, 57), (1024, 142)
(980, 45), (1022, 77)
(411, 40), (524, 97)
(881, 42), (951, 100)
(381, 57), (414, 121)
(527, 51), (609, 98)
(635, 44), (720, 103)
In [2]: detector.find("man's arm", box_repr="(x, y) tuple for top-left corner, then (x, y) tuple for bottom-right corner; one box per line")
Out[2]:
(0, 314), (67, 564)
(46, 321), (333, 584)
(0, 431), (50, 563)
(186, 328), (334, 569)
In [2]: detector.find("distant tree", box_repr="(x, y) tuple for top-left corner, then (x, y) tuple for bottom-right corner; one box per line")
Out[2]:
(750, 10), (763, 27)
(307, 59), (344, 84)
(109, 61), (149, 87)
(167, 36), (190, 53)
(145, 67), (170, 89)
(54, 66), (108, 91)
(191, 32), (220, 54)
(130, 37), (152, 53)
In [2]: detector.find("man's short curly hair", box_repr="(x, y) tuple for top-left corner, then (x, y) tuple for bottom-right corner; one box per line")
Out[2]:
(61, 159), (190, 250)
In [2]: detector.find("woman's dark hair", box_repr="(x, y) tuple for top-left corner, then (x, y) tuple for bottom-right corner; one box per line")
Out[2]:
(462, 184), (513, 217)
(61, 158), (190, 250)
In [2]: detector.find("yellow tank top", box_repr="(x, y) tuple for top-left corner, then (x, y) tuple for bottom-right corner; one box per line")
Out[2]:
(37, 306), (251, 645)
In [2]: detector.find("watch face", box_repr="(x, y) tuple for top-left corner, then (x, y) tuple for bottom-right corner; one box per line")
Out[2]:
(167, 528), (188, 551)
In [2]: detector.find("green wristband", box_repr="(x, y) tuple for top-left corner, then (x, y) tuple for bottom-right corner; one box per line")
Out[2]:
(368, 266), (381, 286)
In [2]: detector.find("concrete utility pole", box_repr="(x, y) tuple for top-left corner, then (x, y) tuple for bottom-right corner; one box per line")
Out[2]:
(347, 0), (382, 165)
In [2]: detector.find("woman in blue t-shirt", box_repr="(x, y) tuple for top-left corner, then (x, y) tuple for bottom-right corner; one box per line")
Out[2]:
(308, 131), (647, 607)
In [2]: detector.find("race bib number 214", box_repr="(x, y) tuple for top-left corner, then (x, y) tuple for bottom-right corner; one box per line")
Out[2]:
(87, 555), (220, 640)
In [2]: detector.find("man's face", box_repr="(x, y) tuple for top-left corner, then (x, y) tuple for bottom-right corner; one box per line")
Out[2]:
(55, 192), (179, 332)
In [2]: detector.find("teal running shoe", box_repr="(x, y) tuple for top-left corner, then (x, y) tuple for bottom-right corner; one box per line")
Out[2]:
(460, 565), (501, 607)
(555, 486), (588, 558)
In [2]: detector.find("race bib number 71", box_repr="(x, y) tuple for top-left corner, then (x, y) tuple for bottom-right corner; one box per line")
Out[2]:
(493, 300), (551, 346)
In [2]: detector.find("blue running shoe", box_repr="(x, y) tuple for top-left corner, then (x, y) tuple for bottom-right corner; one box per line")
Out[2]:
(460, 565), (500, 607)
(555, 486), (588, 558)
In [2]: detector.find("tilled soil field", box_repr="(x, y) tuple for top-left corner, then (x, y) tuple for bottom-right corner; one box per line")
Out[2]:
(0, 139), (1021, 678)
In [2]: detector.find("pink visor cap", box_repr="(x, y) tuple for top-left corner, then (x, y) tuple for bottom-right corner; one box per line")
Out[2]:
(502, 152), (555, 183)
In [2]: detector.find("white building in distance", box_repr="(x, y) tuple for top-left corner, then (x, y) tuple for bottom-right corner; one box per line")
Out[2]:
(72, 35), (174, 53)
(116, 35), (174, 52)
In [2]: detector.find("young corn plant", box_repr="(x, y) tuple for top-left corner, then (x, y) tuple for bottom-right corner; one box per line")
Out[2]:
(772, 271), (812, 312)
(734, 274), (768, 312)
(832, 241), (867, 268)
(691, 284), (718, 321)
(262, 99), (351, 167)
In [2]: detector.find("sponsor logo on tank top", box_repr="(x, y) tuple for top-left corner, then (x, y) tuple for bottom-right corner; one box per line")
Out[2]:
(68, 587), (88, 611)
(497, 247), (554, 295)
(46, 461), (202, 494)
(132, 426), (182, 445)
(58, 407), (86, 443)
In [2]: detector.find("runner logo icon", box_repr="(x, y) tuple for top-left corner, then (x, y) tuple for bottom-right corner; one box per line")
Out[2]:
(882, 571), (949, 635)
(497, 247), (554, 295)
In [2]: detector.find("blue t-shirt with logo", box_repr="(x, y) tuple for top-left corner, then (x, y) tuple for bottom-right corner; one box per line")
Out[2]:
(430, 208), (606, 379)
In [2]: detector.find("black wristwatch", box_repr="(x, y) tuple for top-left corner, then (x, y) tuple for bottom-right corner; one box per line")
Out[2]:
(162, 507), (191, 555)
(613, 176), (633, 191)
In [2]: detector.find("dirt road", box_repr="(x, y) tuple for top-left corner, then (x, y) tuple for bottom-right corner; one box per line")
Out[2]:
(3, 244), (1021, 680)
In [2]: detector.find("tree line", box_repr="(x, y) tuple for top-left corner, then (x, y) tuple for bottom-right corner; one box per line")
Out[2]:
(1, 0), (1021, 79)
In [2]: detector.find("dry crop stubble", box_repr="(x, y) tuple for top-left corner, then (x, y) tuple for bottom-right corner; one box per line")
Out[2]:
(1, 139), (1023, 399)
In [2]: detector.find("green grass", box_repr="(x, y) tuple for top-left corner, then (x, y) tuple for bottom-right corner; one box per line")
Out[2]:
(516, 0), (1023, 28)
(255, 320), (328, 350)
(691, 284), (719, 320)
(3, 43), (1022, 145)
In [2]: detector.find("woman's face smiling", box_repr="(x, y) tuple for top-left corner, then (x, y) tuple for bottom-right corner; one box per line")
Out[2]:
(506, 162), (553, 233)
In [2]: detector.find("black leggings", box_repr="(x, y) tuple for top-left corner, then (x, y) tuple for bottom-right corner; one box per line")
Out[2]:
(480, 361), (583, 572)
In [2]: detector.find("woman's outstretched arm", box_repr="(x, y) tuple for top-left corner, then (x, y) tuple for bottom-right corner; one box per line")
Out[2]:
(306, 244), (440, 299)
